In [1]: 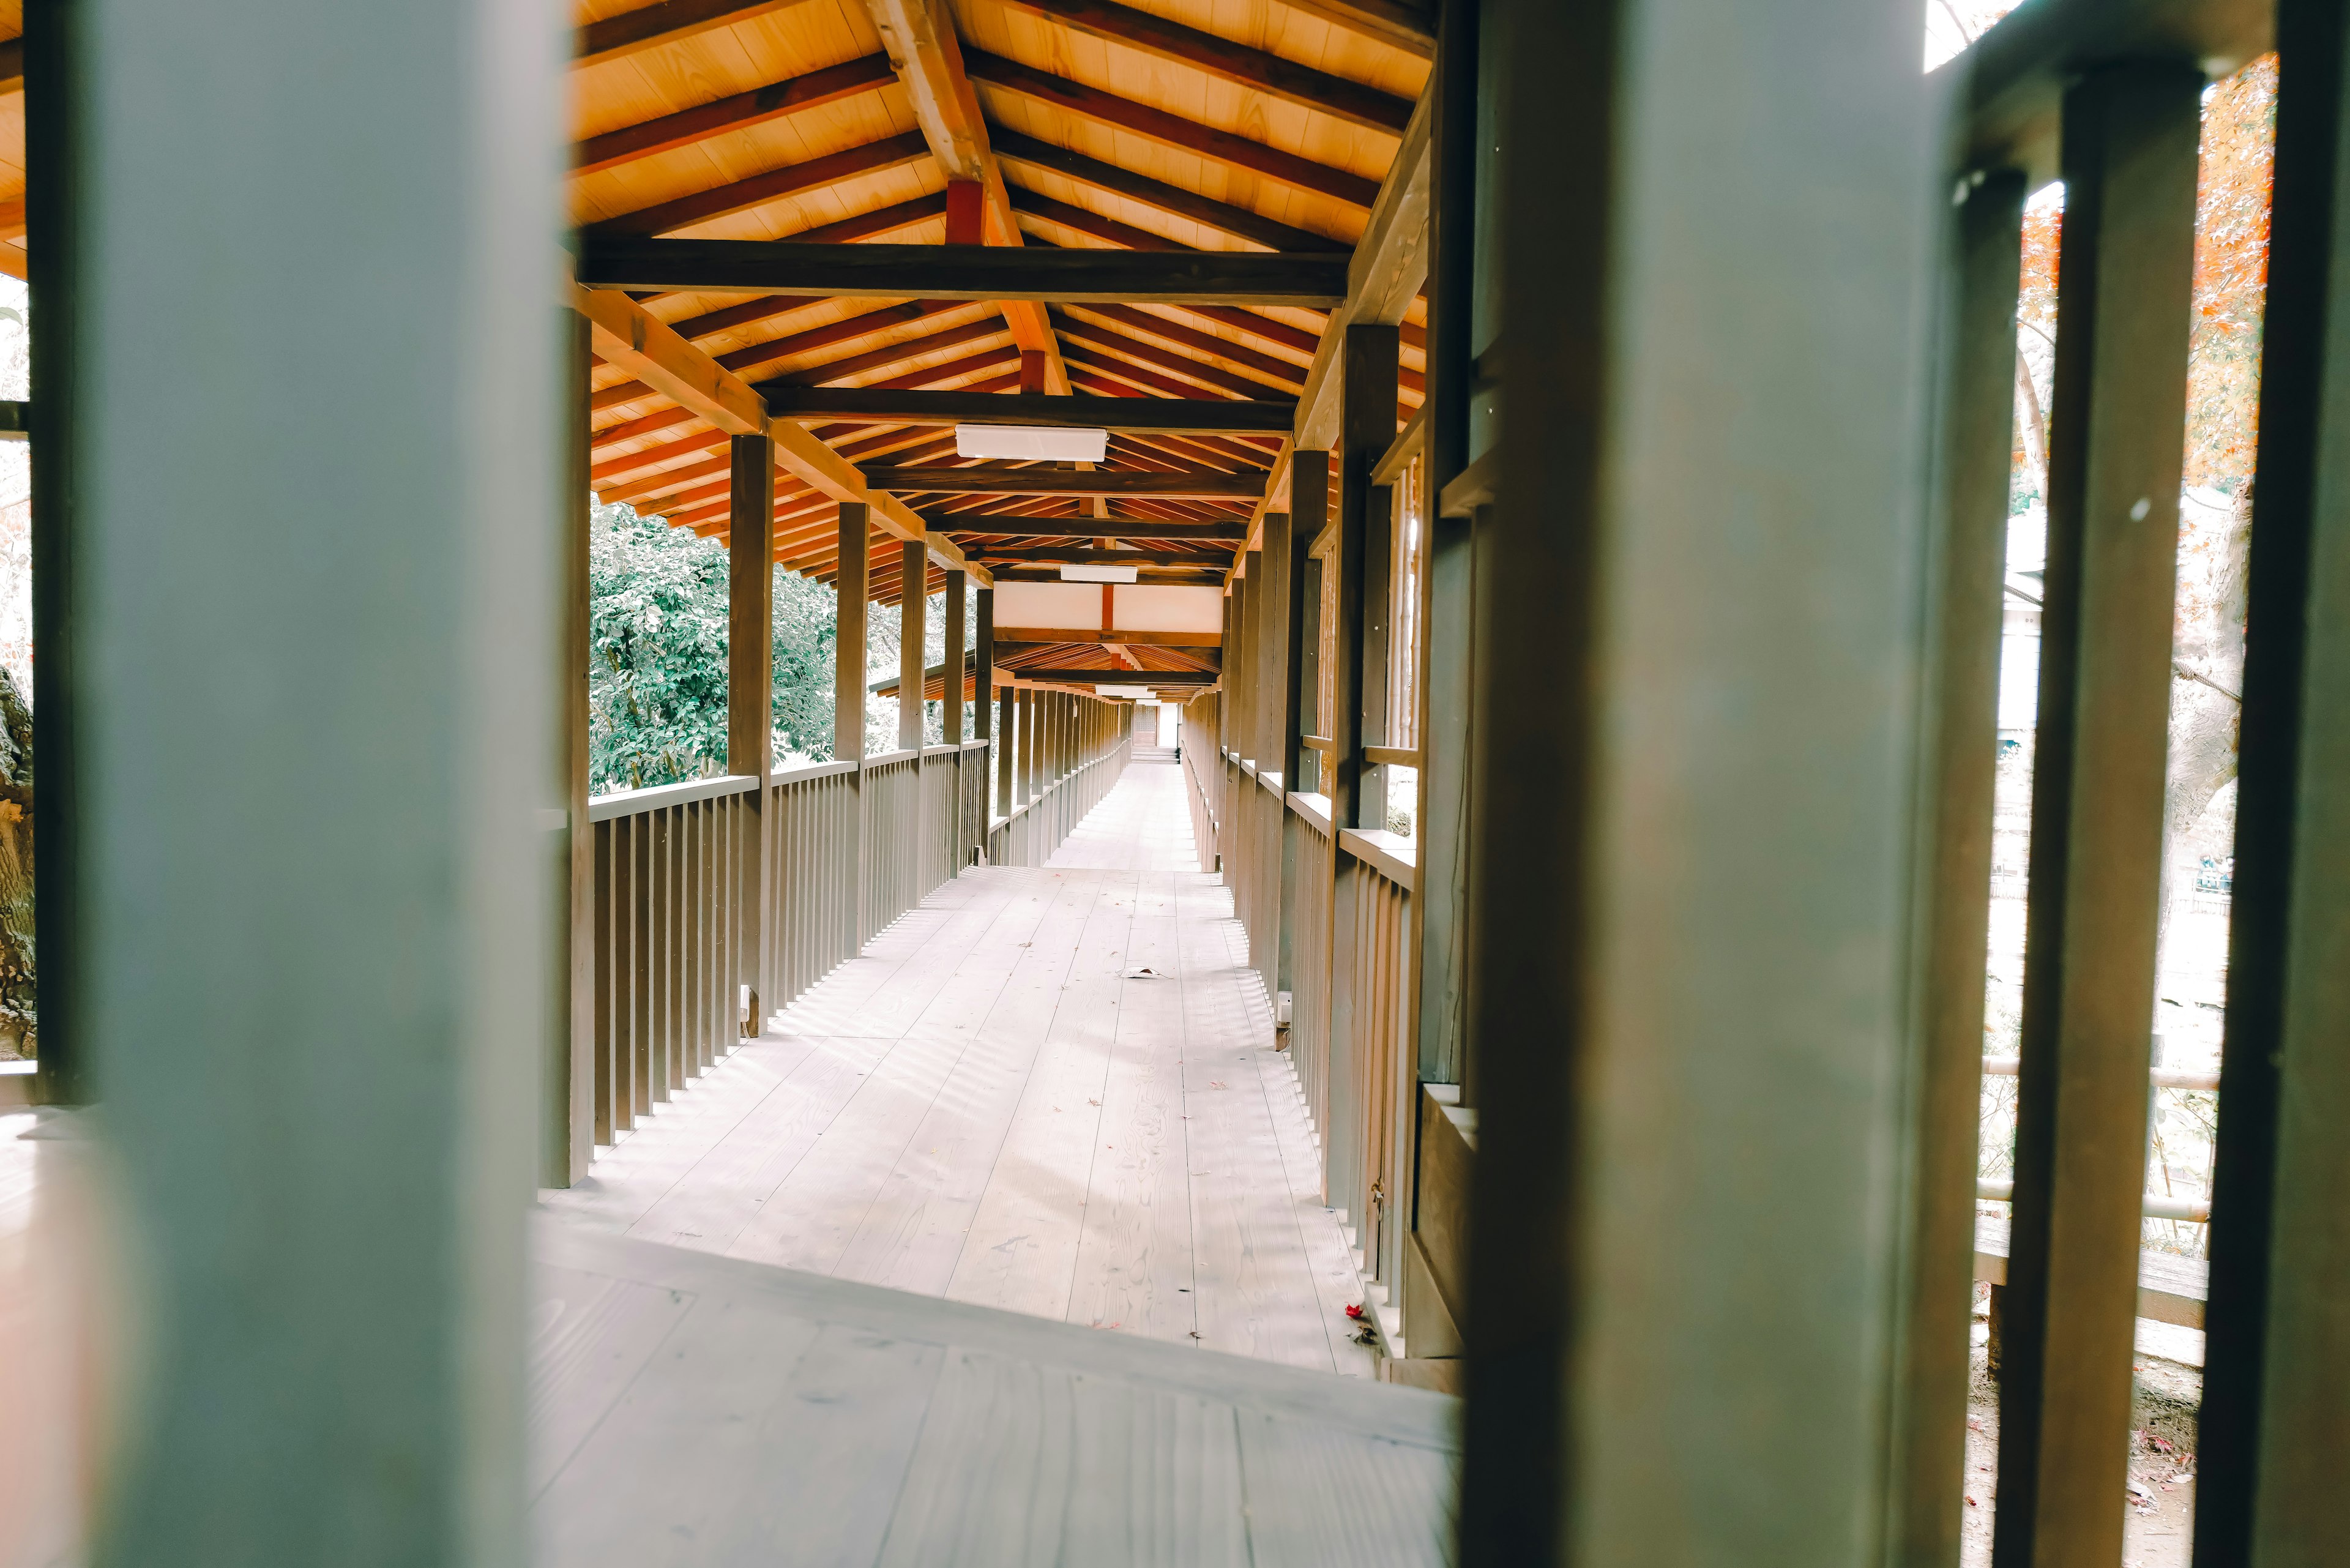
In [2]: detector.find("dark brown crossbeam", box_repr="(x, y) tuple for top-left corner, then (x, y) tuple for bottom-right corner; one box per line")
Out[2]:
(862, 465), (1265, 498)
(994, 0), (1414, 132)
(573, 54), (896, 173)
(990, 567), (1222, 584)
(1004, 665), (1218, 682)
(573, 0), (811, 67)
(971, 547), (1231, 567)
(963, 50), (1382, 207)
(576, 239), (1350, 304)
(923, 517), (1248, 540)
(761, 386), (1294, 431)
(991, 130), (1334, 253)
(585, 132), (931, 237)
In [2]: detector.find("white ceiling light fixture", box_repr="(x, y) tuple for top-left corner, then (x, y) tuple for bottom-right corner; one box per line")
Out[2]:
(954, 424), (1107, 462)
(1060, 562), (1138, 583)
(1095, 684), (1155, 700)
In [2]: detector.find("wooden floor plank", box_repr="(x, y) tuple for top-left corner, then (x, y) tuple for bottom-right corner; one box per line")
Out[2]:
(526, 1264), (697, 1498)
(1065, 868), (1201, 1344)
(1234, 1408), (1458, 1568)
(829, 875), (1100, 1294)
(553, 760), (1373, 1387)
(535, 1306), (940, 1567)
(873, 1345), (1250, 1568)
(1176, 868), (1344, 1373)
(938, 873), (1132, 1318)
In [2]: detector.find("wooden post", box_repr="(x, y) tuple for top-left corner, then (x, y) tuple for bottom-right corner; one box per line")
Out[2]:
(943, 570), (967, 746)
(1335, 324), (1396, 829)
(1886, 168), (2026, 1565)
(552, 311), (596, 1187)
(728, 434), (774, 1028)
(997, 685), (1015, 816)
(943, 567), (966, 868)
(945, 178), (984, 246)
(898, 540), (927, 752)
(1293, 452), (1329, 794)
(974, 584), (994, 859)
(2198, 1), (2350, 1550)
(26, 0), (83, 1105)
(73, 0), (559, 1547)
(835, 504), (870, 763)
(1232, 559), (1255, 763)
(1994, 65), (2202, 1568)
(1413, 0), (1478, 1092)
(835, 503), (869, 941)
(1456, 0), (1935, 1558)
(1017, 688), (1036, 804)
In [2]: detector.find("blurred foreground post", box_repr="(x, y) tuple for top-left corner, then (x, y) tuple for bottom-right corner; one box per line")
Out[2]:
(75, 0), (562, 1561)
(1456, 0), (1934, 1561)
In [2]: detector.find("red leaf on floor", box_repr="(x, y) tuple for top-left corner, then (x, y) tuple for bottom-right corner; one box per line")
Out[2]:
(1346, 1304), (1365, 1320)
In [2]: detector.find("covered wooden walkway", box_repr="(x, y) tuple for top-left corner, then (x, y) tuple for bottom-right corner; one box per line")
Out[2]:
(547, 756), (1376, 1377)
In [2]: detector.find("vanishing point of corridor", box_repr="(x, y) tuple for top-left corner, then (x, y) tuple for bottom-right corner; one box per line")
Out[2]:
(546, 755), (1376, 1379)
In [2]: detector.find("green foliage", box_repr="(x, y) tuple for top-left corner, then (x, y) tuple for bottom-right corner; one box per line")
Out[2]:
(589, 503), (857, 793)
(591, 505), (730, 793)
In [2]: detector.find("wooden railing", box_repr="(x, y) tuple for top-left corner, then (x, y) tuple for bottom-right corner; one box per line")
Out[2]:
(987, 700), (1130, 868)
(1182, 687), (1425, 1348)
(587, 774), (759, 1144)
(589, 721), (1135, 1148)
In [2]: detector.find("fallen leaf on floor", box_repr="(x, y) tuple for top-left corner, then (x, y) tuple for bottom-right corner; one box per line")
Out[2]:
(1088, 1098), (1100, 1105)
(1209, 1081), (1228, 1089)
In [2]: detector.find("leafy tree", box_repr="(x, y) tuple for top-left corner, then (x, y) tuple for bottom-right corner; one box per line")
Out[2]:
(590, 504), (731, 792)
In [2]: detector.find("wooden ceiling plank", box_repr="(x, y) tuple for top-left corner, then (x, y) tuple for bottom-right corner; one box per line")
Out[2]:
(990, 128), (1336, 252)
(586, 130), (933, 238)
(1274, 0), (1434, 59)
(573, 54), (899, 174)
(1009, 190), (1185, 252)
(1054, 310), (1288, 399)
(963, 48), (1382, 209)
(993, 0), (1412, 133)
(576, 239), (1351, 303)
(573, 0), (817, 68)
(1063, 301), (1307, 387)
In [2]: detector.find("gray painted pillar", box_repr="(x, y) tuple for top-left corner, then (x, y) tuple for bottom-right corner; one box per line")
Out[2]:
(76, 0), (561, 1558)
(1455, 0), (1934, 1561)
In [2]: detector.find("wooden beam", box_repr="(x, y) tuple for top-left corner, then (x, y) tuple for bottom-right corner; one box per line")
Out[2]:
(1053, 310), (1296, 398)
(970, 547), (1231, 567)
(577, 238), (1351, 304)
(988, 566), (1213, 583)
(761, 384), (1294, 431)
(572, 283), (766, 436)
(1277, 0), (1433, 59)
(1009, 189), (1186, 253)
(992, 0), (1414, 133)
(863, 465), (1263, 498)
(574, 0), (817, 67)
(0, 35), (19, 94)
(927, 518), (1247, 540)
(599, 298), (972, 408)
(584, 131), (931, 238)
(1293, 84), (1432, 448)
(859, 0), (1073, 397)
(991, 130), (1337, 253)
(992, 627), (1222, 647)
(963, 50), (1384, 207)
(572, 54), (897, 174)
(1064, 302), (1308, 388)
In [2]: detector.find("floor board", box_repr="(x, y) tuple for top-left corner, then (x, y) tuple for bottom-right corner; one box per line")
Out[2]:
(547, 760), (1376, 1381)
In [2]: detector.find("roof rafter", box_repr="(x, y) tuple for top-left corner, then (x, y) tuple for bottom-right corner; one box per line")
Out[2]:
(963, 49), (1382, 209)
(858, 0), (1073, 396)
(585, 130), (931, 237)
(573, 0), (818, 69)
(572, 54), (898, 174)
(990, 129), (1335, 253)
(993, 0), (1412, 132)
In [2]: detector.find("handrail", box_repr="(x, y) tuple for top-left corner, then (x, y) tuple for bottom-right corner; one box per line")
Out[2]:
(1286, 790), (1334, 836)
(770, 758), (859, 785)
(588, 771), (758, 823)
(1339, 827), (1416, 892)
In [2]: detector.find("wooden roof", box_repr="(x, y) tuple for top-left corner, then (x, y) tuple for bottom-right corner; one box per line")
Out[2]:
(568, 0), (1431, 611)
(0, 0), (1425, 630)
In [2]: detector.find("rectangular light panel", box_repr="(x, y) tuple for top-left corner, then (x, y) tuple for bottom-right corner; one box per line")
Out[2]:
(955, 424), (1108, 462)
(1060, 562), (1138, 583)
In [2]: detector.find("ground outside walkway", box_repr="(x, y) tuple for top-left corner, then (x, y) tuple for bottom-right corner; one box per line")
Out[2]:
(544, 756), (1377, 1379)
